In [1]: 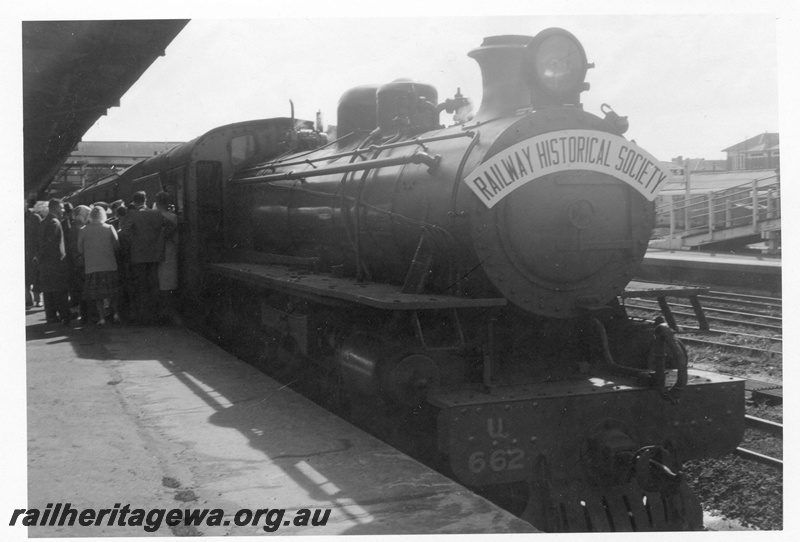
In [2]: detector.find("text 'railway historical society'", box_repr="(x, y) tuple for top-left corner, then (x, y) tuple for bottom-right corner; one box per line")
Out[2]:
(464, 130), (670, 208)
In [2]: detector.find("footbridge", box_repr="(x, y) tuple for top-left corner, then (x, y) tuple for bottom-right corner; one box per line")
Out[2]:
(650, 171), (780, 252)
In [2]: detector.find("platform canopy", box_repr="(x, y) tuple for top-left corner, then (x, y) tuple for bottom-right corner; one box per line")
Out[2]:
(23, 19), (189, 198)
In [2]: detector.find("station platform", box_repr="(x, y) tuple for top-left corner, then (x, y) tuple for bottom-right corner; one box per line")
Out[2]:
(638, 249), (781, 293)
(23, 307), (535, 537)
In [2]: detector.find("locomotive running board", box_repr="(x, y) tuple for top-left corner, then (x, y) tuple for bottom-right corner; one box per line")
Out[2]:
(206, 262), (507, 310)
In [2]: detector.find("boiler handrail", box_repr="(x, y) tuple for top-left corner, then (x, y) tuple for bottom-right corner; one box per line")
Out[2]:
(231, 152), (441, 186)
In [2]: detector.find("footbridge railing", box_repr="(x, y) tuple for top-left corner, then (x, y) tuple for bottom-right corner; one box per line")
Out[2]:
(653, 173), (780, 250)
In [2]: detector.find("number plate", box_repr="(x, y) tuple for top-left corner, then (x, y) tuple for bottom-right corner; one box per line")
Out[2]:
(438, 402), (541, 486)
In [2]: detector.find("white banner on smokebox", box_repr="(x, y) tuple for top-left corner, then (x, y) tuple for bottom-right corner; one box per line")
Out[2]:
(464, 129), (670, 209)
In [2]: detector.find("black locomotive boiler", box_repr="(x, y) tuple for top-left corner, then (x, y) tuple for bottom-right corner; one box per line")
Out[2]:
(78, 28), (744, 532)
(202, 29), (746, 532)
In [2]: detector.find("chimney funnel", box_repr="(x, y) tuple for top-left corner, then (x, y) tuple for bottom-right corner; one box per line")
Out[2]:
(468, 35), (533, 120)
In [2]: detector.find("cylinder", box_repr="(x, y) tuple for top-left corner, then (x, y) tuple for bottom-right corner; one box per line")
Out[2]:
(337, 334), (441, 407)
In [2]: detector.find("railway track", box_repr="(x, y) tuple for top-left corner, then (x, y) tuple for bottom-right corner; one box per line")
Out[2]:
(679, 336), (779, 357)
(735, 415), (783, 470)
(625, 300), (782, 333)
(699, 291), (781, 311)
(623, 287), (782, 358)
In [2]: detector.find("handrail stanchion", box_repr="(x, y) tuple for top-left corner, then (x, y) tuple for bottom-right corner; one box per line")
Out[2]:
(669, 196), (675, 243)
(725, 194), (732, 228)
(707, 193), (714, 234)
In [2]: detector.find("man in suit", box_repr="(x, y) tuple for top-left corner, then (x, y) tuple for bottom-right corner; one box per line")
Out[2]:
(25, 198), (42, 308)
(122, 191), (176, 324)
(36, 199), (71, 324)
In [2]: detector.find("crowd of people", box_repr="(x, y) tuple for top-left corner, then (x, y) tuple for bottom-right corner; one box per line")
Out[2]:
(24, 191), (179, 327)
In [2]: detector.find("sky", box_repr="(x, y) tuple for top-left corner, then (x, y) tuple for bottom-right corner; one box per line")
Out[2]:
(73, 12), (781, 163)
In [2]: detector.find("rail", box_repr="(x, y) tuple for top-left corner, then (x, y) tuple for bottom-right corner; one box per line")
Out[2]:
(734, 447), (782, 470)
(734, 415), (782, 470)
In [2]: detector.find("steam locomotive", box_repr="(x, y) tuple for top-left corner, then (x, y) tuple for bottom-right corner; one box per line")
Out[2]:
(67, 28), (744, 532)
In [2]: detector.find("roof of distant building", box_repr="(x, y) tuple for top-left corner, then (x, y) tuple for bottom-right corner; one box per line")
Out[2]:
(722, 133), (779, 153)
(659, 168), (779, 196)
(667, 158), (728, 174)
(69, 141), (184, 159)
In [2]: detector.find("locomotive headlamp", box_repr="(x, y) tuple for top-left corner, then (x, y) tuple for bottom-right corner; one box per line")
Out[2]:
(526, 28), (590, 106)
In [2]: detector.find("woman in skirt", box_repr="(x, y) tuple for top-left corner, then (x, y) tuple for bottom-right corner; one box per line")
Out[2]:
(77, 206), (121, 325)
